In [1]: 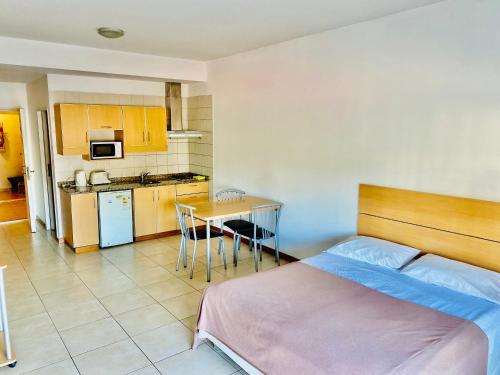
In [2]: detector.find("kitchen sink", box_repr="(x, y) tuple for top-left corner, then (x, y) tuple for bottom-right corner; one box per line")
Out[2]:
(141, 180), (161, 185)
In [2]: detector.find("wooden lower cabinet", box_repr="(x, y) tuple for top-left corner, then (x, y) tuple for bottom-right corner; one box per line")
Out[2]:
(157, 185), (177, 233)
(134, 183), (209, 238)
(133, 187), (157, 237)
(60, 191), (99, 252)
(133, 185), (177, 238)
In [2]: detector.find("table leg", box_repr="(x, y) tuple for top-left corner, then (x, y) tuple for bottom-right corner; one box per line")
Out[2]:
(206, 220), (211, 282)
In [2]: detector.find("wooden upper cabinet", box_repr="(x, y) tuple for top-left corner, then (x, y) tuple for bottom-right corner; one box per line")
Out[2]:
(88, 105), (123, 130)
(123, 106), (147, 153)
(54, 104), (89, 155)
(145, 107), (168, 152)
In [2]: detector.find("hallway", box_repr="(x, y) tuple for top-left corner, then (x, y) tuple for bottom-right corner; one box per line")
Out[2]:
(0, 191), (27, 223)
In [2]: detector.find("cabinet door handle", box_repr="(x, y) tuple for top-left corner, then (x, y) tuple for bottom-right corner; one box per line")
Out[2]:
(101, 125), (112, 129)
(147, 131), (151, 143)
(143, 131), (146, 143)
(152, 190), (155, 202)
(93, 198), (96, 208)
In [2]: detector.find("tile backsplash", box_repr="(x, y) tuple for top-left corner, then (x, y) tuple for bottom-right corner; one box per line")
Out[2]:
(50, 90), (213, 183)
(54, 139), (190, 182)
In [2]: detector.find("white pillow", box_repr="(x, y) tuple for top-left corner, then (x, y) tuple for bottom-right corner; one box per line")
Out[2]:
(402, 254), (500, 305)
(325, 236), (420, 269)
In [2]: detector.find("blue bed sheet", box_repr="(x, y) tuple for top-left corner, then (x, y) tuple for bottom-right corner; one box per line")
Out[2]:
(302, 252), (500, 375)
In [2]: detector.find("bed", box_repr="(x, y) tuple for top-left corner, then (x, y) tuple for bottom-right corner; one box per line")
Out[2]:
(194, 185), (500, 375)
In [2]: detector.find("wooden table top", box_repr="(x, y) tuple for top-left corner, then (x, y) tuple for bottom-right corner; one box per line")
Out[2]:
(191, 196), (281, 221)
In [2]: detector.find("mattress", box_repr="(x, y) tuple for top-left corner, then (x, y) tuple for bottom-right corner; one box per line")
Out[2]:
(195, 252), (498, 374)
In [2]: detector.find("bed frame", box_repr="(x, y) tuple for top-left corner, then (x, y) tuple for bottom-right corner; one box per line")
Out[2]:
(358, 184), (500, 272)
(199, 184), (500, 373)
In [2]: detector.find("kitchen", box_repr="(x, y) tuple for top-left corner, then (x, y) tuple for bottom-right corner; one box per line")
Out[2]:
(51, 78), (214, 253)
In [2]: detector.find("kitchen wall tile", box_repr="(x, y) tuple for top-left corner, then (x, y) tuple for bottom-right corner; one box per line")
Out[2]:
(157, 166), (169, 174)
(119, 96), (132, 105)
(167, 142), (178, 154)
(130, 95), (144, 106)
(146, 154), (157, 167)
(157, 154), (168, 166)
(133, 155), (147, 168)
(167, 155), (178, 166)
(178, 165), (189, 173)
(168, 165), (179, 174)
(177, 142), (189, 154)
(197, 95), (213, 108)
(177, 154), (189, 165)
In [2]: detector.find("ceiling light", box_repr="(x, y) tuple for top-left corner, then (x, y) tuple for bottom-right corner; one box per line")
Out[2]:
(97, 27), (125, 39)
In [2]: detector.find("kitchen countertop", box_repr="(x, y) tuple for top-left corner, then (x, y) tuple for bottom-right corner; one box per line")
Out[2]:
(58, 172), (208, 195)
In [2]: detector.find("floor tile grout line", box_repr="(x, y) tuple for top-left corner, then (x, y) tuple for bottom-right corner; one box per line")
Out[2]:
(4, 228), (251, 373)
(58, 238), (200, 371)
(7, 231), (83, 375)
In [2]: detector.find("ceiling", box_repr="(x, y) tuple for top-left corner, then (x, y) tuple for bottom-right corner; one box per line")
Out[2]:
(0, 0), (443, 61)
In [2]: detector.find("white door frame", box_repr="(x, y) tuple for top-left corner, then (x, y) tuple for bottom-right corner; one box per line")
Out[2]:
(19, 108), (37, 232)
(37, 110), (55, 230)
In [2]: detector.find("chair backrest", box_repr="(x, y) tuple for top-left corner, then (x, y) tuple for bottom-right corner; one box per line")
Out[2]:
(251, 203), (282, 239)
(175, 202), (197, 240)
(215, 188), (246, 202)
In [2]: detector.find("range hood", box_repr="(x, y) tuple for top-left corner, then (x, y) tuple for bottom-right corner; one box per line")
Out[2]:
(165, 82), (202, 139)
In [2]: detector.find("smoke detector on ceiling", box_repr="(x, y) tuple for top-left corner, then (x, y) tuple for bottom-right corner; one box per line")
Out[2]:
(97, 27), (125, 39)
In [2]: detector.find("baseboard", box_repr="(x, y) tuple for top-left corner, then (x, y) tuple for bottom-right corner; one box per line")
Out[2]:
(134, 229), (181, 242)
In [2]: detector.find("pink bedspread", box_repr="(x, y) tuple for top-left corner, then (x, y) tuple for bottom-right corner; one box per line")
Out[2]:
(195, 262), (487, 375)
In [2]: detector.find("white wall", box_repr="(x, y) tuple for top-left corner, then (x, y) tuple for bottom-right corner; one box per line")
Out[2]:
(0, 82), (28, 110)
(207, 0), (500, 257)
(26, 76), (50, 223)
(0, 36), (206, 82)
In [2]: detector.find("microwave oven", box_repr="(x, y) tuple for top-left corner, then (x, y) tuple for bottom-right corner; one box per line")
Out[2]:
(90, 141), (123, 160)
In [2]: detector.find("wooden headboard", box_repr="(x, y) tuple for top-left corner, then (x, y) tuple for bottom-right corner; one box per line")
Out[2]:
(358, 184), (500, 272)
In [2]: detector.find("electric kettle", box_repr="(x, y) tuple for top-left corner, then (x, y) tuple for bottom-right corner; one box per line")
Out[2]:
(74, 170), (87, 187)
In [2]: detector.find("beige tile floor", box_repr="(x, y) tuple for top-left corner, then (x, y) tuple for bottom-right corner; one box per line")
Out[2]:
(0, 220), (287, 374)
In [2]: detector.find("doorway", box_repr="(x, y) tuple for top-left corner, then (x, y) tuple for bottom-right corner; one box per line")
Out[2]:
(0, 111), (28, 223)
(37, 110), (57, 233)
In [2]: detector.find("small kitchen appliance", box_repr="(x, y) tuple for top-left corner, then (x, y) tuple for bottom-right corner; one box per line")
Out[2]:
(98, 190), (133, 247)
(89, 170), (111, 185)
(74, 170), (87, 187)
(90, 141), (123, 160)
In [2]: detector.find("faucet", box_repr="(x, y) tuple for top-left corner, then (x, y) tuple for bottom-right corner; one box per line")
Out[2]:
(140, 172), (149, 184)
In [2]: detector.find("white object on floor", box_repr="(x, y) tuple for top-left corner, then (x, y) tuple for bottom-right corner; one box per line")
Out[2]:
(0, 263), (16, 368)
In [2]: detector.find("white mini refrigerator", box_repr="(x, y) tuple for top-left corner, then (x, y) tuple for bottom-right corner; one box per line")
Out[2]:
(98, 190), (133, 247)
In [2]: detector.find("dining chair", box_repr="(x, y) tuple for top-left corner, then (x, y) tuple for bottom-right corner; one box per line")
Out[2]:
(215, 188), (254, 265)
(175, 202), (227, 279)
(236, 203), (282, 272)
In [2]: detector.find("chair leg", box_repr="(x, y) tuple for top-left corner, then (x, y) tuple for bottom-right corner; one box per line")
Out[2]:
(190, 240), (198, 279)
(217, 238), (222, 255)
(176, 235), (184, 272)
(183, 237), (188, 268)
(275, 236), (280, 266)
(233, 234), (238, 266)
(237, 235), (242, 250)
(249, 239), (253, 252)
(259, 240), (263, 261)
(232, 233), (237, 265)
(253, 238), (259, 272)
(220, 238), (227, 270)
